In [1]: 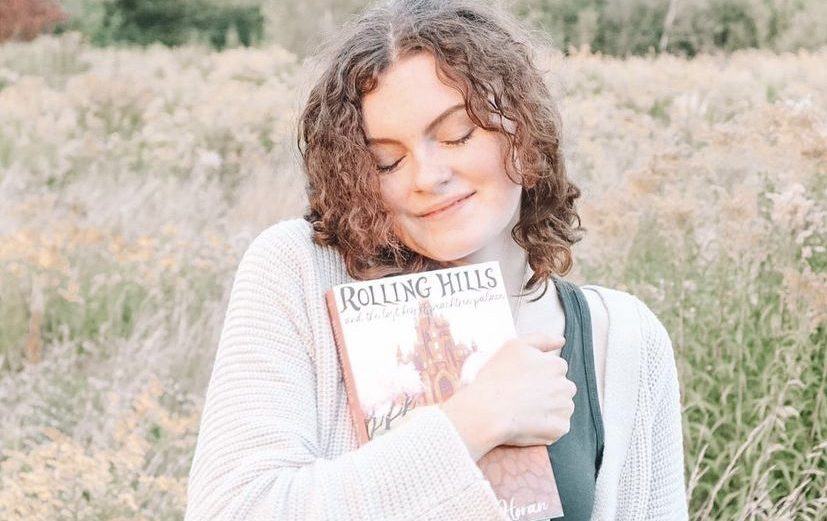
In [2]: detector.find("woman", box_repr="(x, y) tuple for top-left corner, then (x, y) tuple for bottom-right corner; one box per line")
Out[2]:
(185, 1), (688, 520)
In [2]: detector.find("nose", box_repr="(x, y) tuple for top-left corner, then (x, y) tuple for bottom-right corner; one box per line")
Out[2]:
(411, 148), (452, 192)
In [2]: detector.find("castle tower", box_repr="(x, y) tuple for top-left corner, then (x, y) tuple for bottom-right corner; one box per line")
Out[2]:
(397, 298), (477, 404)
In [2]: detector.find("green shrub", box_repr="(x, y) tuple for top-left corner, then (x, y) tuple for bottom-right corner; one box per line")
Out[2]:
(55, 0), (264, 49)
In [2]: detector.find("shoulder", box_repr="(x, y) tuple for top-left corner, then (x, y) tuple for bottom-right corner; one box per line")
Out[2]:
(580, 284), (670, 348)
(244, 218), (315, 264)
(237, 217), (351, 297)
(230, 218), (320, 294)
(580, 284), (674, 366)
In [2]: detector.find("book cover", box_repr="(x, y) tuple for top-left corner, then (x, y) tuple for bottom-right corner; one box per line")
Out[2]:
(325, 261), (563, 521)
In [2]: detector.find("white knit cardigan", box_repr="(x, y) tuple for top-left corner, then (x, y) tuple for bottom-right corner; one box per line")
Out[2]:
(184, 218), (689, 521)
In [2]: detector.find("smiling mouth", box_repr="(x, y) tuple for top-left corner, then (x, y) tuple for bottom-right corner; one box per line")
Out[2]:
(420, 192), (475, 218)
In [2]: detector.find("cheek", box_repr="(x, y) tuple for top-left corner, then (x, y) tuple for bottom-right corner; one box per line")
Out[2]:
(379, 180), (406, 213)
(465, 132), (512, 180)
(378, 181), (416, 241)
(472, 154), (517, 196)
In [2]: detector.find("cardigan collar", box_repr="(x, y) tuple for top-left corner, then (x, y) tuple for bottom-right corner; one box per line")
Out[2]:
(581, 285), (641, 521)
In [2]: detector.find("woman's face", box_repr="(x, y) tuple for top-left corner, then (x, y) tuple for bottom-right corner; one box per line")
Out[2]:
(361, 52), (522, 264)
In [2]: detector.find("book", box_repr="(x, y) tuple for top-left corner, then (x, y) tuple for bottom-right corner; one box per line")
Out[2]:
(325, 261), (563, 521)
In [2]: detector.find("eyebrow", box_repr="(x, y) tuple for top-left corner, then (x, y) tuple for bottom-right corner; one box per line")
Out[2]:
(365, 103), (466, 145)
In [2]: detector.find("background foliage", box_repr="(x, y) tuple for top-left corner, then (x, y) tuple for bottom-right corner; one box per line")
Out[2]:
(1, 0), (826, 518)
(513, 0), (827, 56)
(0, 34), (825, 518)
(2, 0), (826, 54)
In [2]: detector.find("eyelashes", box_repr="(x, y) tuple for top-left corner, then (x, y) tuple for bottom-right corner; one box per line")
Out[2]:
(377, 157), (403, 174)
(443, 128), (475, 146)
(376, 128), (476, 174)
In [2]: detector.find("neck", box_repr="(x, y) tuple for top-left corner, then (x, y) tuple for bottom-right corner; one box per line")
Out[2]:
(448, 210), (532, 307)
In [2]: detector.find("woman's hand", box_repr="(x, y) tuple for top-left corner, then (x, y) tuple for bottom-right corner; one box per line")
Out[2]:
(440, 333), (576, 460)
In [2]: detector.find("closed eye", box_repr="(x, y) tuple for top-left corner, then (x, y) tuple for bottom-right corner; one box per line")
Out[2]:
(377, 156), (404, 174)
(376, 128), (474, 173)
(443, 128), (475, 146)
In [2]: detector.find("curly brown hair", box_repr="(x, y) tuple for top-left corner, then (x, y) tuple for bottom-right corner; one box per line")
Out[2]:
(298, 0), (583, 298)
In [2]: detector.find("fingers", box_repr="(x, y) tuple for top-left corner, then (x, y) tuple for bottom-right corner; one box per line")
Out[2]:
(519, 332), (565, 353)
(563, 377), (577, 399)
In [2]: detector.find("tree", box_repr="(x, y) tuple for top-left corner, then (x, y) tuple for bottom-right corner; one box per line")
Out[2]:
(0, 0), (67, 42)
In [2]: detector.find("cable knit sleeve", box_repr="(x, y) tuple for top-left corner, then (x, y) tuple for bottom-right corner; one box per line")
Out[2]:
(635, 298), (689, 520)
(184, 223), (506, 521)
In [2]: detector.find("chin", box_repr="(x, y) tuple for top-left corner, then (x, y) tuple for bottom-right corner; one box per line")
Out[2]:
(400, 223), (493, 264)
(419, 238), (484, 264)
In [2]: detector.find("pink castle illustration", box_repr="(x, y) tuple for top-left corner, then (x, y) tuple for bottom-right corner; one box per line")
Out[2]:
(396, 298), (479, 404)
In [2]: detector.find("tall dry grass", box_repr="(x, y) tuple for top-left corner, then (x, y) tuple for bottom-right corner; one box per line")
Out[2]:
(0, 33), (825, 520)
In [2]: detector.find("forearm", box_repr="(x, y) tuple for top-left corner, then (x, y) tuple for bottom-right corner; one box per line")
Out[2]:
(186, 404), (505, 521)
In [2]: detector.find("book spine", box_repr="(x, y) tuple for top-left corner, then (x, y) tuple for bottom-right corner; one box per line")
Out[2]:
(324, 289), (370, 446)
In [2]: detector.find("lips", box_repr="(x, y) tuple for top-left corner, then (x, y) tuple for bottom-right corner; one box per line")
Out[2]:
(418, 192), (475, 218)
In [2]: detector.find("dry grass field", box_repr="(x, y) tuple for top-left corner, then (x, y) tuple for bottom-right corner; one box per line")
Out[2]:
(0, 33), (825, 520)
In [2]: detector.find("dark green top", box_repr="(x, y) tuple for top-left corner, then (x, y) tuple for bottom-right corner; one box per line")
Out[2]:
(545, 277), (605, 521)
